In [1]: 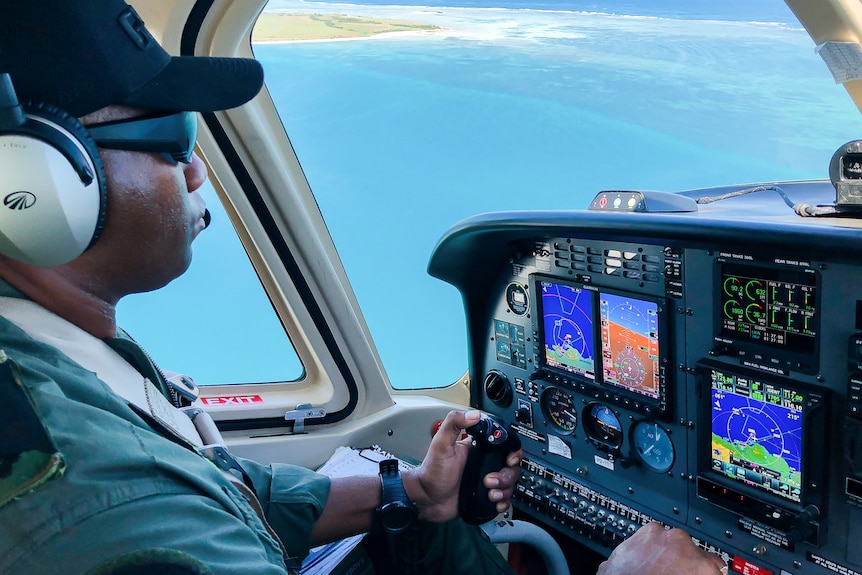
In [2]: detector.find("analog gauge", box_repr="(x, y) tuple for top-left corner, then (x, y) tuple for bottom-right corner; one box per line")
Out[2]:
(506, 283), (529, 315)
(583, 403), (623, 448)
(630, 420), (675, 473)
(540, 387), (578, 434)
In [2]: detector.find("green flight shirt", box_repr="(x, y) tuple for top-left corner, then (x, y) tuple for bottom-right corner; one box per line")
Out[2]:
(0, 284), (329, 575)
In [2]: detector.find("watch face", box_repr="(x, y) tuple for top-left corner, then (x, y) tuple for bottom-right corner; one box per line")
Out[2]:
(381, 502), (417, 534)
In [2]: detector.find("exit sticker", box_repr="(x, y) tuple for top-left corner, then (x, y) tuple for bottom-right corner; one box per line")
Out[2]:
(200, 395), (264, 406)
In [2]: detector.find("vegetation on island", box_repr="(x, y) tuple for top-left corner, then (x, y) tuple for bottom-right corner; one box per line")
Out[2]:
(254, 13), (439, 42)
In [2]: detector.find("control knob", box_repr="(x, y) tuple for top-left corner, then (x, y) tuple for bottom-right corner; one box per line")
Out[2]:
(515, 406), (532, 425)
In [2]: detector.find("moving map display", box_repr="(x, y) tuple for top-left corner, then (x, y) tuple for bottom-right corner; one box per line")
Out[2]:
(709, 368), (803, 503)
(540, 280), (595, 379)
(599, 292), (660, 399)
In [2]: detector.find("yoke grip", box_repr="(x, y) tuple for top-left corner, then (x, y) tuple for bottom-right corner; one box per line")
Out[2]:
(459, 414), (521, 525)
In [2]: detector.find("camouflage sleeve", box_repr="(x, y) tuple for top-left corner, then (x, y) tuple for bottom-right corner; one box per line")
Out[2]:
(237, 457), (332, 561)
(0, 353), (64, 510)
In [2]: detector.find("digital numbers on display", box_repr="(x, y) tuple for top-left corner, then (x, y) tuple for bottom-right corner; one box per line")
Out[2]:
(720, 265), (816, 354)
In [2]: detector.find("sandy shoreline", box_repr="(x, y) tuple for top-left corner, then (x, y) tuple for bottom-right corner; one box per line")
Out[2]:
(254, 27), (448, 45)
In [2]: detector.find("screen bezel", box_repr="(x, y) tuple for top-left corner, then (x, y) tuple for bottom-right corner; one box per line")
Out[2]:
(714, 260), (820, 373)
(532, 274), (669, 413)
(696, 360), (825, 515)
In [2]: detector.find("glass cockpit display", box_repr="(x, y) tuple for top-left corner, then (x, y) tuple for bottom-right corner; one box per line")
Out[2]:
(709, 368), (803, 503)
(535, 275), (668, 415)
(600, 292), (660, 399)
(539, 279), (596, 380)
(719, 263), (817, 355)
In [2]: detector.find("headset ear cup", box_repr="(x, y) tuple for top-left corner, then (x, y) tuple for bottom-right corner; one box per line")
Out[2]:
(0, 102), (107, 266)
(25, 102), (108, 247)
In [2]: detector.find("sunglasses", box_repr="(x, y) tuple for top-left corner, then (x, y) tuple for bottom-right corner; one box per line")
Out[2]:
(85, 111), (197, 164)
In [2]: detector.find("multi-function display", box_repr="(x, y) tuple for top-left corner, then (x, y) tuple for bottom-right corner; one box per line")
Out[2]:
(539, 280), (596, 380)
(709, 368), (804, 503)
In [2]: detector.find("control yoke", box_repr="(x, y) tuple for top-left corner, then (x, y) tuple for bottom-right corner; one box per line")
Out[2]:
(459, 414), (522, 525)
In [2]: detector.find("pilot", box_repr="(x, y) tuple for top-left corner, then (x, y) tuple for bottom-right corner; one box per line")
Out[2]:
(0, 1), (728, 575)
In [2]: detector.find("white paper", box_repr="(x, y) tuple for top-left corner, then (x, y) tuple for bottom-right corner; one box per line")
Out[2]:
(547, 435), (572, 459)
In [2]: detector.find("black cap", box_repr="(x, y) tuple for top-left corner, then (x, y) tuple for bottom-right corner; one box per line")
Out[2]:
(0, 0), (264, 117)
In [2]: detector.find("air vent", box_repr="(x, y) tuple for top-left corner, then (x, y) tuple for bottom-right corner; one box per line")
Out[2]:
(484, 369), (513, 408)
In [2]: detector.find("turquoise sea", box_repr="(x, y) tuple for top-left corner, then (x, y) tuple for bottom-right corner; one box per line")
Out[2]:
(119, 2), (862, 388)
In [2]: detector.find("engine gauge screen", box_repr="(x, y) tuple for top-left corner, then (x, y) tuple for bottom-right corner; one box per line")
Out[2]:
(540, 387), (578, 434)
(719, 263), (817, 354)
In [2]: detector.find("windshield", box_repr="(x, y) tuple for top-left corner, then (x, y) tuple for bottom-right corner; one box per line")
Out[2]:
(254, 0), (860, 389)
(117, 0), (860, 390)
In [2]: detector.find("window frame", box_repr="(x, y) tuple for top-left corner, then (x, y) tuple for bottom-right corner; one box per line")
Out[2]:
(133, 0), (469, 428)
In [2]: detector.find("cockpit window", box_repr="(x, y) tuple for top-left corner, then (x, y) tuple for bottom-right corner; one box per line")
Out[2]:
(116, 180), (304, 385)
(252, 0), (860, 390)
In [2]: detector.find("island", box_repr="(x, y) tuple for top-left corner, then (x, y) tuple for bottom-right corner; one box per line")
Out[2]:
(254, 13), (440, 42)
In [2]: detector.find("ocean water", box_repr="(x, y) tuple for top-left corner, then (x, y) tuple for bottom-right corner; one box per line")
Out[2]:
(119, 2), (862, 388)
(275, 0), (800, 23)
(252, 1), (862, 389)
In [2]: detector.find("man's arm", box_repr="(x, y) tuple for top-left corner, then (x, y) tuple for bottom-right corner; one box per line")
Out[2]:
(310, 410), (523, 545)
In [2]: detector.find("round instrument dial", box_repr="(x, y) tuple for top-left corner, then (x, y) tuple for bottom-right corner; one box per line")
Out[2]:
(631, 420), (675, 473)
(506, 283), (529, 315)
(583, 403), (623, 448)
(540, 387), (577, 434)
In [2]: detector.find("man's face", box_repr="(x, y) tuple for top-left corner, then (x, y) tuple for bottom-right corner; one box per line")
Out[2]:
(78, 105), (209, 296)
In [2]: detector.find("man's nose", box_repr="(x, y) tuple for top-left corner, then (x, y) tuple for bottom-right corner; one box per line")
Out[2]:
(184, 152), (207, 192)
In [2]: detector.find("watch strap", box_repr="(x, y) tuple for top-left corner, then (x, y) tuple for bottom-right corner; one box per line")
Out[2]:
(377, 458), (420, 572)
(379, 458), (410, 505)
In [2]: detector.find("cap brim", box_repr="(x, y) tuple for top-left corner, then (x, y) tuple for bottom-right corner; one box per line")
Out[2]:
(122, 56), (264, 113)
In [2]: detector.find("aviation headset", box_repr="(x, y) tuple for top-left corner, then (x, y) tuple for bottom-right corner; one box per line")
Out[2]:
(0, 72), (107, 267)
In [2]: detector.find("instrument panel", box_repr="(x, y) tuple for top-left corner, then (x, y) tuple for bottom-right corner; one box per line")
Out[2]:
(428, 181), (862, 575)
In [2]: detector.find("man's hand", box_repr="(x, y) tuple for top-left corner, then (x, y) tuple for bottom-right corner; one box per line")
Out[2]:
(403, 410), (523, 523)
(598, 522), (728, 575)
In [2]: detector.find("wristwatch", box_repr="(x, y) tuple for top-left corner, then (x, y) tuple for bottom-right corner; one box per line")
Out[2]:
(377, 458), (418, 534)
